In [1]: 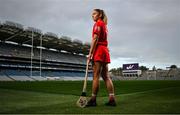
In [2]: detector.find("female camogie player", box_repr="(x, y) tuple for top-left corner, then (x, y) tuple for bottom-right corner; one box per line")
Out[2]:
(86, 9), (116, 106)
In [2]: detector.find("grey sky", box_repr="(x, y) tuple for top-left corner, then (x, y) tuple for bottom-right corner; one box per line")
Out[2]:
(0, 0), (180, 69)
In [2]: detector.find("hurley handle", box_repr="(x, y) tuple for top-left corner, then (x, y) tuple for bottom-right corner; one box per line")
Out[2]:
(82, 62), (89, 93)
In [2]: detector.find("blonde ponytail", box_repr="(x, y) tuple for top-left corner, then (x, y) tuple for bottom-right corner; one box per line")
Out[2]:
(101, 10), (108, 25)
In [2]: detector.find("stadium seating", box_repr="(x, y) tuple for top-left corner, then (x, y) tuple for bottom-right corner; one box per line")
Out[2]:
(0, 42), (86, 65)
(0, 69), (93, 81)
(0, 69), (33, 81)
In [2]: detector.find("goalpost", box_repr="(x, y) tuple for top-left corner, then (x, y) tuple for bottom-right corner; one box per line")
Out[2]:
(30, 31), (34, 78)
(30, 30), (43, 78)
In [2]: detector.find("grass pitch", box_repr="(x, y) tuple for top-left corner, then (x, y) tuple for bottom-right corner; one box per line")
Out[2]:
(0, 80), (180, 114)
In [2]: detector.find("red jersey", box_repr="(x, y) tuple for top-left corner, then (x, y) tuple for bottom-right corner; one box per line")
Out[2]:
(92, 19), (110, 63)
(92, 19), (108, 46)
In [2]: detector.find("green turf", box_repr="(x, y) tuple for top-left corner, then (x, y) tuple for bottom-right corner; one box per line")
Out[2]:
(0, 80), (180, 114)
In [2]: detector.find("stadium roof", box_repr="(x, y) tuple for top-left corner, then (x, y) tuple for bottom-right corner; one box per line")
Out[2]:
(0, 21), (90, 55)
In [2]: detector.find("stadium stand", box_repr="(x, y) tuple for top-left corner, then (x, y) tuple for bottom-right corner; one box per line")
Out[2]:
(0, 42), (86, 64)
(1, 69), (34, 81)
(111, 69), (180, 80)
(0, 20), (92, 81)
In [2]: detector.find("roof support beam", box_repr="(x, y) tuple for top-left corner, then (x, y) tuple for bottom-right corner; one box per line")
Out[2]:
(5, 31), (24, 41)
